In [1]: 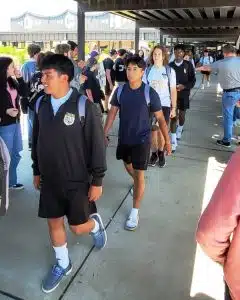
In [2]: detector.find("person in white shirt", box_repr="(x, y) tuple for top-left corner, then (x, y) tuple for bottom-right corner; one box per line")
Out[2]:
(143, 45), (177, 167)
(198, 50), (214, 89)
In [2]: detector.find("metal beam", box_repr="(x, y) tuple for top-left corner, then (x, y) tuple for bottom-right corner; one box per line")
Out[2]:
(233, 7), (240, 17)
(138, 17), (240, 28)
(76, 0), (240, 12)
(220, 7), (229, 18)
(204, 8), (215, 19)
(190, 8), (202, 19)
(176, 9), (191, 19)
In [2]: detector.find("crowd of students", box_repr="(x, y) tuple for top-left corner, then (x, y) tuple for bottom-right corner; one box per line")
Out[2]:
(1, 41), (240, 297)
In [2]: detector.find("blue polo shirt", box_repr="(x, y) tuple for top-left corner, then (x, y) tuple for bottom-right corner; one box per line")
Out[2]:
(111, 82), (162, 145)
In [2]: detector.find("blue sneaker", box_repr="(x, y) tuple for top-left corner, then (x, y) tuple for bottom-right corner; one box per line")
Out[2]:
(42, 262), (72, 294)
(90, 213), (107, 249)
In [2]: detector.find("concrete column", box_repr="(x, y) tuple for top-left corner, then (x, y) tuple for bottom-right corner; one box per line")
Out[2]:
(135, 22), (140, 53)
(77, 3), (85, 60)
(159, 30), (163, 45)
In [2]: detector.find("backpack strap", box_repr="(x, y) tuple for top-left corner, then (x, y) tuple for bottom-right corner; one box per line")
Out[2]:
(77, 95), (88, 126)
(117, 84), (125, 104)
(145, 66), (152, 84)
(35, 95), (45, 114)
(144, 84), (150, 106)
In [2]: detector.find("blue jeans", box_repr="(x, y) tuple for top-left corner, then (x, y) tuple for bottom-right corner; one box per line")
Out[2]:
(222, 91), (240, 143)
(28, 108), (35, 146)
(0, 123), (23, 187)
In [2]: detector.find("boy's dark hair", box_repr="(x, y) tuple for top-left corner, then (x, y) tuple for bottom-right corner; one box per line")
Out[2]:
(222, 44), (236, 54)
(118, 49), (127, 57)
(55, 43), (70, 55)
(27, 44), (41, 58)
(110, 49), (117, 56)
(67, 41), (78, 51)
(126, 55), (146, 70)
(174, 44), (185, 52)
(237, 49), (240, 56)
(41, 54), (74, 82)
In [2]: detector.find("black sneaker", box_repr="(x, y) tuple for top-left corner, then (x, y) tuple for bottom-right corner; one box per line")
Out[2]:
(216, 139), (231, 148)
(158, 151), (166, 168)
(10, 184), (24, 190)
(149, 152), (158, 167)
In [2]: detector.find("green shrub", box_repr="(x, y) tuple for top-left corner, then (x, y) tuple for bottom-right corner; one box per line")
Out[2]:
(0, 46), (28, 65)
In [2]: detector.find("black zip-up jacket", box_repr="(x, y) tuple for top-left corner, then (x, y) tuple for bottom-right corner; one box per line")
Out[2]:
(169, 60), (196, 99)
(0, 77), (28, 126)
(31, 89), (107, 186)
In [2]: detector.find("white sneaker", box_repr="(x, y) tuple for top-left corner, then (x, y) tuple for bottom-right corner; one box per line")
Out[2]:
(125, 214), (139, 231)
(201, 84), (205, 90)
(176, 130), (182, 140)
(171, 143), (178, 153)
(207, 82), (210, 87)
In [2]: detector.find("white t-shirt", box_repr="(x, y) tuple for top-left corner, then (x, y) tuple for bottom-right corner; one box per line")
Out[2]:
(143, 65), (176, 107)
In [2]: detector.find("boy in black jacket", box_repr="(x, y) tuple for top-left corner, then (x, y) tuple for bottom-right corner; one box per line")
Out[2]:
(31, 55), (107, 294)
(169, 44), (196, 146)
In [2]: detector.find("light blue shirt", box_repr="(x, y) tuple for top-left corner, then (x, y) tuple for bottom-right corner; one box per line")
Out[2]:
(51, 88), (73, 116)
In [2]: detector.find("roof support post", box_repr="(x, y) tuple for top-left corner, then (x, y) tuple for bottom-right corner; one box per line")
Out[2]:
(135, 22), (140, 53)
(159, 29), (164, 45)
(77, 3), (85, 60)
(236, 35), (240, 50)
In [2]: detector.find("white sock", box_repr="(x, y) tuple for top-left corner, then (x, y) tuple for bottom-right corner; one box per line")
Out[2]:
(129, 208), (139, 219)
(91, 218), (100, 233)
(171, 133), (177, 144)
(177, 125), (184, 133)
(53, 243), (69, 269)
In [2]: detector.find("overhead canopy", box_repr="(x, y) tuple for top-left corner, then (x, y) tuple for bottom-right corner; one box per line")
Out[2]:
(76, 0), (240, 42)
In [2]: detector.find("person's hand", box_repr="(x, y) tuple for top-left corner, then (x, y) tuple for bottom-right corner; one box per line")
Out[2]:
(165, 142), (172, 156)
(177, 84), (185, 92)
(88, 185), (103, 202)
(14, 67), (22, 78)
(33, 176), (41, 190)
(104, 135), (110, 146)
(80, 74), (87, 85)
(6, 108), (19, 117)
(78, 60), (86, 69)
(170, 108), (176, 118)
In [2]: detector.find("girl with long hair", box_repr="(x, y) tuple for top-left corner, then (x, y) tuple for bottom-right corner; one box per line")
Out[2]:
(0, 57), (27, 189)
(143, 45), (177, 167)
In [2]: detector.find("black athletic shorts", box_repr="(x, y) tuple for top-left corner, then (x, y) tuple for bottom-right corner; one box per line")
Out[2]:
(177, 97), (190, 111)
(201, 71), (211, 76)
(38, 180), (97, 226)
(116, 143), (150, 170)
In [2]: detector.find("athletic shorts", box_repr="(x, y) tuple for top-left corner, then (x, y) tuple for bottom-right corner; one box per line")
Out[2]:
(201, 71), (211, 76)
(177, 97), (190, 111)
(38, 180), (97, 226)
(152, 106), (170, 128)
(116, 143), (150, 170)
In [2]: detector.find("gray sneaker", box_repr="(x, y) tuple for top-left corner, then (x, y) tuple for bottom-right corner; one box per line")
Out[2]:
(90, 213), (107, 249)
(42, 262), (72, 294)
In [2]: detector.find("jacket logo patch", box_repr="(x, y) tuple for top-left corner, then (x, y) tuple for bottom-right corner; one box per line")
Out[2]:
(63, 113), (75, 126)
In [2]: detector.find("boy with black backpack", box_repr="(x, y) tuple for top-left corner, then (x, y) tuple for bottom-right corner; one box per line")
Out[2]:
(169, 44), (196, 148)
(104, 55), (171, 231)
(31, 54), (107, 293)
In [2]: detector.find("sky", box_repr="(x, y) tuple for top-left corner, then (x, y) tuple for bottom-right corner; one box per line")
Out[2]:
(0, 0), (77, 31)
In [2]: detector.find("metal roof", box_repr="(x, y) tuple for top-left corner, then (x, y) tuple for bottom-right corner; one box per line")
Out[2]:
(75, 1), (240, 42)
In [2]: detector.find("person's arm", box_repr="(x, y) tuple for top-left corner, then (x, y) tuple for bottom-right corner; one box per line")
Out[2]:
(154, 110), (171, 154)
(16, 77), (29, 98)
(196, 148), (240, 265)
(84, 101), (107, 189)
(103, 89), (119, 139)
(184, 63), (196, 90)
(106, 69), (113, 89)
(86, 89), (94, 102)
(31, 110), (41, 189)
(169, 68), (177, 118)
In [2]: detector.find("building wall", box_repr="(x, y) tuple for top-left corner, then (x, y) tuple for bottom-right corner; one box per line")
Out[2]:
(11, 10), (135, 32)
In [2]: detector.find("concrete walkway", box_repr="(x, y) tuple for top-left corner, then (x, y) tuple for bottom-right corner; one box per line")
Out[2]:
(0, 76), (236, 300)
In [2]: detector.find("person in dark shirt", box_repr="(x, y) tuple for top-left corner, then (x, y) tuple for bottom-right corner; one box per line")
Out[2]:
(31, 54), (107, 294)
(169, 44), (196, 142)
(114, 48), (128, 85)
(83, 58), (104, 113)
(103, 49), (117, 112)
(104, 55), (171, 231)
